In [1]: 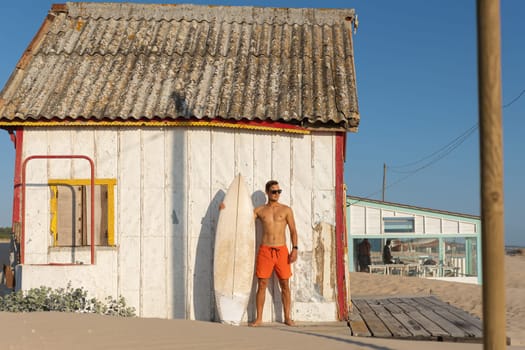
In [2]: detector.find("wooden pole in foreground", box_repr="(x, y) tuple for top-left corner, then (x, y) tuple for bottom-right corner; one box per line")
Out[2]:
(476, 0), (506, 349)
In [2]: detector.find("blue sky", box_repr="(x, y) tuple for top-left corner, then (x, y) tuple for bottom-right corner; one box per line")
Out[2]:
(0, 1), (523, 246)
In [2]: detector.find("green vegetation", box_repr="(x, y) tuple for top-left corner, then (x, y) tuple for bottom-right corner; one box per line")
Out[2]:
(0, 227), (11, 240)
(0, 283), (135, 316)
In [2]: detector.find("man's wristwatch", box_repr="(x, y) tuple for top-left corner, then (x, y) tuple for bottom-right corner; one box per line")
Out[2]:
(292, 246), (298, 250)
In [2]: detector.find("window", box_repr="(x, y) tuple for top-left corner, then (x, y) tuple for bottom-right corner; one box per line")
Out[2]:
(393, 238), (439, 263)
(443, 237), (477, 277)
(49, 179), (116, 247)
(353, 238), (383, 266)
(383, 217), (415, 233)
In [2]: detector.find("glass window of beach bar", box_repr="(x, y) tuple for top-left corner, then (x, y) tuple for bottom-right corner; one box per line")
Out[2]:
(353, 236), (479, 278)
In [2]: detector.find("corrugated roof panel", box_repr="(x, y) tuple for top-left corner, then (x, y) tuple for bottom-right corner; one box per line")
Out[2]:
(0, 2), (360, 130)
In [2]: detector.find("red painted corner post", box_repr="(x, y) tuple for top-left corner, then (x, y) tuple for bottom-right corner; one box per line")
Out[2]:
(11, 129), (24, 233)
(335, 132), (348, 320)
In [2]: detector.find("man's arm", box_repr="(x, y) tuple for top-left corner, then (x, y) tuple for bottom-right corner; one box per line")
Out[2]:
(254, 205), (263, 220)
(286, 207), (298, 263)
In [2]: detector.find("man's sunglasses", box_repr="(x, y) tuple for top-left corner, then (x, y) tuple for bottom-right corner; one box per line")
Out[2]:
(270, 189), (282, 194)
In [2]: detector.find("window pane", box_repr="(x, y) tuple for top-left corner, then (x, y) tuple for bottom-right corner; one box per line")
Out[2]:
(392, 238), (439, 264)
(85, 184), (109, 246)
(52, 183), (109, 247)
(353, 238), (383, 269)
(54, 184), (84, 246)
(383, 217), (415, 233)
(444, 237), (477, 277)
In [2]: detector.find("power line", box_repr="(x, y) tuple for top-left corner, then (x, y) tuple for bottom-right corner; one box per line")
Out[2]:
(349, 87), (524, 204)
(389, 123), (478, 172)
(503, 88), (525, 108)
(388, 86), (523, 174)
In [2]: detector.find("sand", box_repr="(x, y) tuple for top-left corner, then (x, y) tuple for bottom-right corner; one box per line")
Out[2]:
(0, 254), (523, 349)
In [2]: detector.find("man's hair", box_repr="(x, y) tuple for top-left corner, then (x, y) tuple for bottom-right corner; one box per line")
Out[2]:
(265, 180), (279, 193)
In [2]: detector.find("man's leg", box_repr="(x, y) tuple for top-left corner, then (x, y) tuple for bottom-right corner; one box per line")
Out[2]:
(279, 278), (295, 326)
(358, 257), (364, 271)
(249, 278), (268, 327)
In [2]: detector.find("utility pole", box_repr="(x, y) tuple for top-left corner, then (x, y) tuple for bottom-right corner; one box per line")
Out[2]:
(477, 0), (506, 349)
(382, 163), (386, 201)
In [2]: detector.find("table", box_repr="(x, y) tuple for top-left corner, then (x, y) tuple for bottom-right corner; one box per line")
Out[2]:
(369, 263), (420, 276)
(421, 264), (460, 277)
(368, 265), (387, 274)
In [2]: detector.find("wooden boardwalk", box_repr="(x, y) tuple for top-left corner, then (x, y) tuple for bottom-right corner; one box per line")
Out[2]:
(348, 296), (483, 343)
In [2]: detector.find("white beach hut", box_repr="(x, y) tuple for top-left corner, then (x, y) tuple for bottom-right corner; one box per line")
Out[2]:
(0, 2), (360, 322)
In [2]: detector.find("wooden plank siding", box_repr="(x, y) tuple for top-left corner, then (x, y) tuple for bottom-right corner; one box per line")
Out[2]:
(20, 127), (342, 322)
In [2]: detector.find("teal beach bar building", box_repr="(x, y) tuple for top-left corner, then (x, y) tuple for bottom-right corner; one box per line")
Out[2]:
(347, 196), (482, 284)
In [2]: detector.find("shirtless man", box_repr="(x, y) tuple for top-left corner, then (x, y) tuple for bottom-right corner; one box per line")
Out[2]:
(249, 180), (298, 327)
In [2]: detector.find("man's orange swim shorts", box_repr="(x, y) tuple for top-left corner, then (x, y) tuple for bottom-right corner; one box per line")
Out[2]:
(255, 245), (292, 280)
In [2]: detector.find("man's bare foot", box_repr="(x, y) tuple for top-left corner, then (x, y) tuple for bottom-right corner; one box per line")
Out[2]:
(284, 319), (295, 326)
(249, 320), (262, 327)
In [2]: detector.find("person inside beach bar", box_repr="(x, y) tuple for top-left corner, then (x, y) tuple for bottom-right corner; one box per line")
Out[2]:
(357, 238), (371, 272)
(383, 239), (396, 264)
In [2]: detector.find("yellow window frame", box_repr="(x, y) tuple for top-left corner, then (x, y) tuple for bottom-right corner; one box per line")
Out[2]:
(49, 178), (117, 246)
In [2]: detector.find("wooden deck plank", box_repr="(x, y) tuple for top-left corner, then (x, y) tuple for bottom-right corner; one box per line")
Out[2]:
(378, 311), (412, 338)
(412, 298), (442, 314)
(432, 308), (483, 338)
(391, 311), (432, 338)
(413, 296), (436, 305)
(382, 299), (404, 314)
(407, 311), (449, 337)
(359, 312), (392, 338)
(418, 309), (469, 338)
(368, 301), (392, 316)
(389, 298), (419, 313)
(412, 297), (481, 338)
(445, 308), (482, 331)
(425, 296), (483, 330)
(347, 313), (371, 337)
(352, 299), (373, 314)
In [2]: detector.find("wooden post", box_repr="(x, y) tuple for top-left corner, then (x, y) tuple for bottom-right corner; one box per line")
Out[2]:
(476, 0), (506, 349)
(382, 163), (386, 201)
(335, 133), (348, 320)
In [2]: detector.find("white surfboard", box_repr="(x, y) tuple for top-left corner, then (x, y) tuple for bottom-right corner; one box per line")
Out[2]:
(214, 174), (256, 325)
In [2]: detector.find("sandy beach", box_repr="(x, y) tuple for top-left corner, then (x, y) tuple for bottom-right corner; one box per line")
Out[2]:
(0, 254), (523, 349)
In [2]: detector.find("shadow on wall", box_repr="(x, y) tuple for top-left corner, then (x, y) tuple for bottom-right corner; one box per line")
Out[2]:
(168, 91), (193, 318)
(193, 189), (225, 321)
(168, 128), (187, 318)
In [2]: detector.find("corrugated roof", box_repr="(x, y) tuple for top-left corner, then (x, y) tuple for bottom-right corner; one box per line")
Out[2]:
(347, 196), (480, 220)
(0, 2), (360, 131)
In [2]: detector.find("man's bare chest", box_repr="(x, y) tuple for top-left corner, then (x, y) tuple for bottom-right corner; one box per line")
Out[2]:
(259, 208), (286, 223)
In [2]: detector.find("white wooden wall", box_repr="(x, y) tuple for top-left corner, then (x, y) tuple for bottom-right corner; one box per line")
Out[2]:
(349, 204), (478, 235)
(20, 127), (339, 322)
